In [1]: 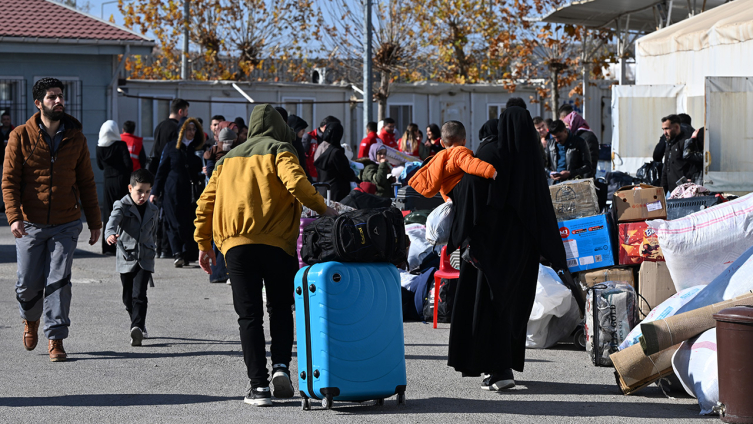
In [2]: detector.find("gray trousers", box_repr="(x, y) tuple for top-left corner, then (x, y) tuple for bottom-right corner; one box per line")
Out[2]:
(16, 220), (83, 340)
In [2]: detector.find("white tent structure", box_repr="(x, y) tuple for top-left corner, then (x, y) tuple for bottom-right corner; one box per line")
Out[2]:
(611, 0), (753, 192)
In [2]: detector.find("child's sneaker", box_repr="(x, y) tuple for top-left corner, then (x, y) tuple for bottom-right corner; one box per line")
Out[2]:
(271, 364), (294, 398)
(244, 383), (272, 406)
(130, 327), (143, 346)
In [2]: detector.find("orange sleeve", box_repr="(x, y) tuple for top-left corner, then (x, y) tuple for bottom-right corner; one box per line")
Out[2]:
(455, 148), (496, 179)
(408, 154), (444, 198)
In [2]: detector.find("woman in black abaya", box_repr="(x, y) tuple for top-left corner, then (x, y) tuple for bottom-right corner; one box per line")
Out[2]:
(446, 107), (584, 390)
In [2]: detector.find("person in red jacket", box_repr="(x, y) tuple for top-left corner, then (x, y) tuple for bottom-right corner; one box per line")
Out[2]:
(357, 121), (380, 158)
(120, 120), (147, 171)
(378, 117), (397, 149)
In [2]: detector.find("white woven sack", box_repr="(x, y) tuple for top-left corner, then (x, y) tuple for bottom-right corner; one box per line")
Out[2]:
(647, 193), (753, 292)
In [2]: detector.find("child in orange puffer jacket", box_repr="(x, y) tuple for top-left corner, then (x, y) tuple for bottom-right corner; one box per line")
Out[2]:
(409, 120), (497, 201)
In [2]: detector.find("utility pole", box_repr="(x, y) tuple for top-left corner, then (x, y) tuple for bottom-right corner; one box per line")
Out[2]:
(363, 0), (373, 131)
(181, 0), (190, 80)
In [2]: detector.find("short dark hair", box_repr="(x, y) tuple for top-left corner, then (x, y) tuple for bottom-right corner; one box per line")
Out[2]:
(532, 116), (544, 125)
(545, 118), (553, 126)
(170, 98), (189, 115)
(383, 117), (395, 125)
(33, 78), (65, 102)
(506, 97), (527, 109)
(678, 113), (692, 126)
(211, 114), (225, 122)
(234, 117), (246, 128)
(366, 121), (377, 133)
(319, 115), (340, 128)
(548, 120), (567, 134)
(196, 117), (203, 125)
(558, 103), (574, 117)
(662, 114), (681, 125)
(123, 120), (136, 134)
(274, 107), (288, 122)
(130, 168), (154, 187)
(441, 120), (466, 146)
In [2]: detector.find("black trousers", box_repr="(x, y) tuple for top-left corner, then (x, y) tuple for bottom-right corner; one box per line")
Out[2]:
(120, 265), (151, 330)
(225, 244), (297, 386)
(102, 175), (129, 254)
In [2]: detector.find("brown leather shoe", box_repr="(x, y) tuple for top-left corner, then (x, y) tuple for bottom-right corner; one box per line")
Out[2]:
(22, 320), (39, 351)
(48, 339), (67, 362)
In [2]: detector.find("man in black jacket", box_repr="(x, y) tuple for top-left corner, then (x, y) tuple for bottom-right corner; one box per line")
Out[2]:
(659, 114), (702, 193)
(148, 99), (189, 175)
(148, 98), (189, 258)
(544, 120), (593, 182)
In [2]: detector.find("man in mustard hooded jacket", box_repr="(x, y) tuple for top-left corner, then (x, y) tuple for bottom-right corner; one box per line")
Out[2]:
(195, 105), (336, 406)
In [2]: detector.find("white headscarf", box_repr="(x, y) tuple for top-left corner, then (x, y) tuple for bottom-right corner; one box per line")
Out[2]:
(97, 120), (120, 147)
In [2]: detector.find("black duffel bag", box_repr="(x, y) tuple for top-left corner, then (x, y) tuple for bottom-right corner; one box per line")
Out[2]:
(301, 206), (407, 265)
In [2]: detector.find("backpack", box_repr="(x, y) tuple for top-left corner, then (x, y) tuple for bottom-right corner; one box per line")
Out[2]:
(301, 206), (407, 265)
(423, 278), (457, 323)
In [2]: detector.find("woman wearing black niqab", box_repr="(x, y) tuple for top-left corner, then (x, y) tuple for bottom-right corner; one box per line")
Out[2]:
(446, 107), (584, 390)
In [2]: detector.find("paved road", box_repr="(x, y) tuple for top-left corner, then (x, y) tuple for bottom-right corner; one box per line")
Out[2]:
(0, 218), (707, 423)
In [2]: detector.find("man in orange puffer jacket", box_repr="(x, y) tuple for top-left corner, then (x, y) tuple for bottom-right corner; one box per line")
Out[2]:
(409, 121), (497, 201)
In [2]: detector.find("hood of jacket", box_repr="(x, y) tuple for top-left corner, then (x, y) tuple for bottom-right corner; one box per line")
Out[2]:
(246, 104), (294, 145)
(98, 120), (120, 147)
(287, 114), (308, 134)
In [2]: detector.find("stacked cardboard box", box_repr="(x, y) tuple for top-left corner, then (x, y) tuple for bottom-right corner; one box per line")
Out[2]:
(551, 179), (616, 274)
(614, 185), (667, 266)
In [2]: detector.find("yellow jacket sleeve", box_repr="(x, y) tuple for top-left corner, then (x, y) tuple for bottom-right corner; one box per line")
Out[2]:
(194, 166), (218, 253)
(276, 151), (327, 215)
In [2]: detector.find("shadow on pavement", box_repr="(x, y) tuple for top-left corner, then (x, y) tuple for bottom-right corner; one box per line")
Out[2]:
(72, 350), (242, 360)
(332, 397), (701, 418)
(0, 394), (235, 407)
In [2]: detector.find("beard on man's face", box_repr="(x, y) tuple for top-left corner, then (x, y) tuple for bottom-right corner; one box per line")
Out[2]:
(41, 103), (65, 121)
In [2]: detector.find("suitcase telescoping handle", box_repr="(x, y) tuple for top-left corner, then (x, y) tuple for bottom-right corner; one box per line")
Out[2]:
(392, 182), (402, 198)
(313, 182), (331, 204)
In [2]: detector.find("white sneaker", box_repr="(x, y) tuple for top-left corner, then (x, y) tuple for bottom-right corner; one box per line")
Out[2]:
(142, 328), (149, 339)
(130, 327), (143, 346)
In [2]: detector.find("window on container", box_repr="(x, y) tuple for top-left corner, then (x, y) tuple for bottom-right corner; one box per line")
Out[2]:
(283, 98), (315, 131)
(488, 104), (505, 120)
(388, 104), (413, 135)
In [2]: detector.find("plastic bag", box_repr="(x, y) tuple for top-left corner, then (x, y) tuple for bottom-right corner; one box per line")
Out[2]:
(406, 224), (434, 271)
(426, 201), (454, 246)
(526, 265), (581, 349)
(585, 281), (639, 366)
(647, 192), (753, 291)
(671, 328), (719, 415)
(618, 285), (704, 351)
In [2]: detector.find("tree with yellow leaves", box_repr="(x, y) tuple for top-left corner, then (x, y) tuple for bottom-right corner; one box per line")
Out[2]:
(118, 0), (318, 80)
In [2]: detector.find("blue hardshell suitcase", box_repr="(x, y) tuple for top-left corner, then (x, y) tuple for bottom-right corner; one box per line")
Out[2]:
(294, 262), (407, 410)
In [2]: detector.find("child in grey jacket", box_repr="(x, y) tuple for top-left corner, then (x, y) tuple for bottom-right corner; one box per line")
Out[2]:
(105, 169), (158, 346)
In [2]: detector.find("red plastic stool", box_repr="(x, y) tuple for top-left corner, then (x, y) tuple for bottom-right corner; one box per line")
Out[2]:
(433, 246), (460, 328)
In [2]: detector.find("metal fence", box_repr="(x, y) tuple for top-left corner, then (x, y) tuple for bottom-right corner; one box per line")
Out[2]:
(0, 78), (27, 128)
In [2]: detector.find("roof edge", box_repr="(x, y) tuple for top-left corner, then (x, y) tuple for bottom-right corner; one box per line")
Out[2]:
(0, 36), (155, 47)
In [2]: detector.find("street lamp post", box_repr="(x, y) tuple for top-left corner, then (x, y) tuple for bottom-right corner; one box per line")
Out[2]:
(363, 0), (373, 133)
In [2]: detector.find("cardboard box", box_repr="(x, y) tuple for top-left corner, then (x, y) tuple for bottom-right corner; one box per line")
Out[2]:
(549, 178), (600, 221)
(638, 261), (676, 313)
(558, 214), (615, 273)
(581, 267), (635, 288)
(618, 222), (665, 265)
(613, 184), (667, 222)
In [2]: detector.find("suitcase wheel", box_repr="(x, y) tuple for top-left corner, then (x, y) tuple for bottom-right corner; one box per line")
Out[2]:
(397, 392), (406, 406)
(376, 398), (385, 406)
(322, 396), (333, 410)
(301, 398), (311, 411)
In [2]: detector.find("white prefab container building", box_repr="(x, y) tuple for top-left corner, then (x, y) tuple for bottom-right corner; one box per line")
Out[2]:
(612, 0), (753, 192)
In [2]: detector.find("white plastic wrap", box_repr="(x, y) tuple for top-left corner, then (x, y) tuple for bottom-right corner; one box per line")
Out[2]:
(406, 224), (434, 271)
(425, 201), (454, 246)
(647, 193), (753, 291)
(671, 328), (719, 415)
(526, 266), (581, 349)
(618, 285), (704, 351)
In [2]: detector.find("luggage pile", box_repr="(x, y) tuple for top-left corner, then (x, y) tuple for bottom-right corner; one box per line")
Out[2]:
(549, 177), (753, 418)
